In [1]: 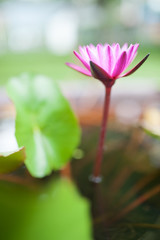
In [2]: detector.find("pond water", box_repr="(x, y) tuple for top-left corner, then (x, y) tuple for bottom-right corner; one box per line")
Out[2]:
(72, 124), (160, 240)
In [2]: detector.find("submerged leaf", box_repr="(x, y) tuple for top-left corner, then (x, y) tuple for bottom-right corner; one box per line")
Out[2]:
(0, 147), (25, 173)
(7, 74), (81, 177)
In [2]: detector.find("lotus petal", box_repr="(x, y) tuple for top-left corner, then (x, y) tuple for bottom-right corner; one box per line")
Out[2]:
(121, 53), (150, 78)
(66, 63), (92, 76)
(90, 61), (111, 83)
(112, 51), (127, 78)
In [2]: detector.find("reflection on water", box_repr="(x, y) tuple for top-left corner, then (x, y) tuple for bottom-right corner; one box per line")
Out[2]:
(72, 125), (160, 240)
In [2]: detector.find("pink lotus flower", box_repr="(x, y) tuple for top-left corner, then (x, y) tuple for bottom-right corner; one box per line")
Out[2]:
(66, 43), (149, 182)
(66, 43), (149, 87)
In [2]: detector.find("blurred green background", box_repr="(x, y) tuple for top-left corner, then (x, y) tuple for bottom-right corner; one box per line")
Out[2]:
(0, 0), (160, 86)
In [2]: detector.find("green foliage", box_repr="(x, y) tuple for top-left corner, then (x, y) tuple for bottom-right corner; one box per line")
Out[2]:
(0, 147), (25, 173)
(0, 53), (78, 85)
(0, 179), (92, 240)
(7, 74), (81, 177)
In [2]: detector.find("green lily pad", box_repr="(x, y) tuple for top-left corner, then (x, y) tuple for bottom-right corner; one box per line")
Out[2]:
(7, 74), (81, 177)
(0, 179), (92, 240)
(0, 147), (25, 173)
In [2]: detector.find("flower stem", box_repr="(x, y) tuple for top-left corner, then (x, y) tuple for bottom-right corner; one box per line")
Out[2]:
(92, 87), (111, 182)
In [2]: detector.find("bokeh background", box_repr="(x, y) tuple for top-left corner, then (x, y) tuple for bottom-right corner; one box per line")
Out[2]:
(0, 0), (159, 87)
(1, 2), (160, 240)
